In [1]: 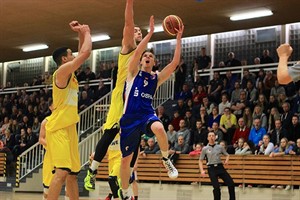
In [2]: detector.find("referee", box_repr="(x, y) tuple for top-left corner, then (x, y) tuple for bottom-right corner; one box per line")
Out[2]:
(199, 132), (235, 200)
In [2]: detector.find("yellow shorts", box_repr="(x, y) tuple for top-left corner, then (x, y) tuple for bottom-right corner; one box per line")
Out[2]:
(42, 150), (53, 188)
(108, 154), (121, 177)
(47, 124), (80, 173)
(103, 50), (135, 130)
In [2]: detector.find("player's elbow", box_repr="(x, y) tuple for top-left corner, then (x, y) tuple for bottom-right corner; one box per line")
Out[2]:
(277, 74), (292, 85)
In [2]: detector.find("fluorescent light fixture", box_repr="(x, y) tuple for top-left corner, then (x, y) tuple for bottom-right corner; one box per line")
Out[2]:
(148, 25), (164, 33)
(230, 9), (273, 21)
(22, 44), (49, 52)
(91, 34), (110, 42)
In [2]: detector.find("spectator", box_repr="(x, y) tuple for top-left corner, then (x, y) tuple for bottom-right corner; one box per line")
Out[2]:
(257, 80), (266, 96)
(0, 140), (14, 176)
(255, 94), (269, 115)
(255, 69), (265, 88)
(200, 96), (215, 116)
(253, 57), (260, 65)
(193, 120), (208, 147)
(242, 107), (253, 129)
(289, 115), (300, 142)
(212, 122), (223, 144)
(257, 134), (274, 155)
(156, 105), (171, 132)
(280, 102), (293, 130)
(184, 110), (196, 131)
(289, 138), (300, 155)
(232, 118), (250, 145)
(78, 91), (92, 112)
(174, 57), (187, 96)
(173, 99), (186, 117)
(82, 83), (95, 101)
(225, 52), (242, 67)
(270, 79), (286, 100)
(32, 117), (41, 137)
(219, 107), (237, 145)
(267, 95), (280, 115)
(94, 79), (109, 100)
(169, 135), (190, 164)
(222, 70), (237, 95)
(111, 62), (118, 89)
(241, 69), (255, 89)
(140, 138), (148, 152)
(245, 80), (257, 107)
(189, 143), (203, 156)
(42, 71), (53, 85)
(175, 83), (192, 101)
(75, 67), (86, 82)
(267, 107), (281, 134)
(263, 70), (276, 99)
(260, 49), (274, 64)
(230, 81), (242, 104)
(207, 71), (223, 104)
(248, 118), (266, 146)
(25, 127), (38, 150)
(140, 138), (160, 156)
(195, 47), (211, 70)
(198, 106), (209, 128)
(218, 94), (231, 115)
(192, 85), (207, 106)
(1, 117), (10, 135)
(231, 90), (248, 119)
(13, 128), (27, 157)
(208, 107), (221, 131)
(252, 105), (267, 130)
(3, 129), (15, 152)
(166, 124), (177, 146)
(10, 119), (20, 135)
(292, 89), (300, 114)
(170, 110), (183, 131)
(175, 120), (191, 146)
(270, 119), (288, 147)
(235, 138), (252, 155)
(85, 67), (96, 81)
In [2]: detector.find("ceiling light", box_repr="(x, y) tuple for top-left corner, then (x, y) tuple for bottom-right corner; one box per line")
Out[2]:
(148, 25), (164, 33)
(22, 44), (49, 52)
(91, 34), (110, 42)
(230, 9), (273, 21)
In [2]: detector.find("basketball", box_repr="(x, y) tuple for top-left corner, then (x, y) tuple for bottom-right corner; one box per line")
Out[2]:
(162, 15), (183, 37)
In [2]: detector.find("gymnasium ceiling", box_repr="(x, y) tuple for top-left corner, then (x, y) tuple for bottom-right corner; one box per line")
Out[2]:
(0, 0), (300, 63)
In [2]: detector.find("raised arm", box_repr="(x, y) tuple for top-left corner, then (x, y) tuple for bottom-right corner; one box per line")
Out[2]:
(127, 16), (154, 79)
(56, 21), (92, 88)
(277, 44), (293, 84)
(121, 0), (136, 54)
(157, 25), (184, 86)
(39, 119), (47, 147)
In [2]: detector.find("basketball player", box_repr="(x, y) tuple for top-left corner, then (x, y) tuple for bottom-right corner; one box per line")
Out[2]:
(46, 21), (91, 200)
(119, 16), (184, 199)
(277, 43), (300, 84)
(84, 0), (142, 191)
(39, 101), (69, 200)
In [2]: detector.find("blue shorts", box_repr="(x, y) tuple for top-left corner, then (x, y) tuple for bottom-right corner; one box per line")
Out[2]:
(120, 113), (160, 157)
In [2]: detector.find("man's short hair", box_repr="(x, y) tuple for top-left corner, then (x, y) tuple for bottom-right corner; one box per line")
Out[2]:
(52, 47), (68, 66)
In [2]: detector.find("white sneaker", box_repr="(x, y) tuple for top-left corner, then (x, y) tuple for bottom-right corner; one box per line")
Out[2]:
(285, 185), (291, 190)
(163, 158), (178, 179)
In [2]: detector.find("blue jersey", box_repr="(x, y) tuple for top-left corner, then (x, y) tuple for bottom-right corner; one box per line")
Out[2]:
(123, 70), (158, 115)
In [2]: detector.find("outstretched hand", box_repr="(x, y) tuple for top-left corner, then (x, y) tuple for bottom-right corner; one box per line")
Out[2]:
(69, 21), (81, 32)
(175, 24), (184, 40)
(148, 15), (155, 34)
(277, 43), (293, 58)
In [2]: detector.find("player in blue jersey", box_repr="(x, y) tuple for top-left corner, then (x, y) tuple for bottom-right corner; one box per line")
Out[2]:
(118, 16), (184, 200)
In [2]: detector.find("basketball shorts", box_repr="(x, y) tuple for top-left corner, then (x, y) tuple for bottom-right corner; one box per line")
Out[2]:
(42, 150), (53, 188)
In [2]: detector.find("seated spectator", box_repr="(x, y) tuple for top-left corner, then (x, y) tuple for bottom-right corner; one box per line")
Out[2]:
(193, 120), (208, 147)
(184, 110), (196, 131)
(235, 138), (252, 155)
(76, 67), (86, 82)
(249, 118), (266, 147)
(241, 69), (255, 89)
(13, 128), (28, 158)
(256, 134), (274, 155)
(231, 90), (248, 119)
(25, 127), (38, 150)
(32, 117), (41, 137)
(140, 137), (148, 152)
(175, 120), (191, 146)
(267, 107), (280, 133)
(198, 106), (209, 128)
(200, 97), (215, 116)
(289, 115), (300, 142)
(255, 69), (265, 88)
(219, 107), (237, 145)
(267, 95), (280, 115)
(257, 80), (266, 96)
(192, 85), (207, 106)
(245, 80), (258, 107)
(270, 119), (288, 147)
(254, 94), (269, 115)
(189, 143), (203, 156)
(230, 81), (243, 104)
(10, 119), (20, 135)
(42, 71), (53, 85)
(78, 91), (92, 112)
(212, 122), (223, 144)
(252, 105), (267, 130)
(292, 88), (300, 114)
(166, 124), (177, 147)
(169, 135), (190, 164)
(170, 110), (183, 131)
(263, 70), (276, 98)
(253, 57), (260, 65)
(173, 99), (186, 117)
(242, 107), (253, 129)
(208, 107), (221, 131)
(218, 94), (231, 115)
(1, 117), (10, 135)
(156, 105), (170, 132)
(289, 138), (300, 155)
(85, 67), (96, 81)
(0, 140), (14, 176)
(232, 118), (250, 145)
(222, 70), (237, 95)
(3, 129), (15, 152)
(140, 138), (160, 156)
(82, 83), (95, 101)
(280, 102), (293, 130)
(175, 83), (192, 101)
(270, 79), (286, 100)
(94, 79), (109, 100)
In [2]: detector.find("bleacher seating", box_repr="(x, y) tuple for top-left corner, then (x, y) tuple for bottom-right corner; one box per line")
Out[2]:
(0, 153), (6, 177)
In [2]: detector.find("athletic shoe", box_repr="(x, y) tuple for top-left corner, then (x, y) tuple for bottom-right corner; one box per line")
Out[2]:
(84, 168), (96, 191)
(285, 185), (291, 190)
(162, 158), (178, 179)
(105, 196), (112, 200)
(118, 189), (134, 200)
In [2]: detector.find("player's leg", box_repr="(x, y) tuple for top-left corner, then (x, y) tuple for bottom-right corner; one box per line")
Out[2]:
(119, 153), (133, 199)
(66, 174), (79, 200)
(149, 121), (178, 179)
(48, 168), (69, 200)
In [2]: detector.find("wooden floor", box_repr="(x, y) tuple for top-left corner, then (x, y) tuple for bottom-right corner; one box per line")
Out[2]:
(3, 183), (300, 200)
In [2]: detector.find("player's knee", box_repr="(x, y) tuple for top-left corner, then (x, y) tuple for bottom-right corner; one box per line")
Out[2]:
(151, 124), (165, 135)
(66, 174), (77, 182)
(121, 155), (132, 166)
(54, 169), (69, 183)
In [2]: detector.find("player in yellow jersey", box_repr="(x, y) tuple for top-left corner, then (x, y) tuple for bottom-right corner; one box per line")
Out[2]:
(46, 21), (91, 200)
(84, 0), (143, 191)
